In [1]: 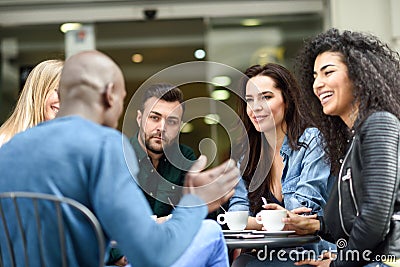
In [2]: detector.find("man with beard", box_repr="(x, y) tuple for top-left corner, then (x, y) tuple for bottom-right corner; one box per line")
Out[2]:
(107, 83), (231, 266)
(131, 83), (196, 218)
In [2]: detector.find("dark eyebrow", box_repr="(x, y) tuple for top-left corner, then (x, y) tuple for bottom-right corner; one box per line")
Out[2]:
(320, 64), (335, 71)
(150, 111), (180, 120)
(261, 90), (273, 94)
(314, 64), (335, 75)
(149, 111), (162, 116)
(245, 90), (273, 98)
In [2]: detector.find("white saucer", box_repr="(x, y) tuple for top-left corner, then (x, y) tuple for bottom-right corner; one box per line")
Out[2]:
(222, 230), (253, 234)
(223, 233), (265, 239)
(252, 230), (295, 236)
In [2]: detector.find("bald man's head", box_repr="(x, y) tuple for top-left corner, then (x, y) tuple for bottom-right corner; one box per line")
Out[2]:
(57, 50), (126, 128)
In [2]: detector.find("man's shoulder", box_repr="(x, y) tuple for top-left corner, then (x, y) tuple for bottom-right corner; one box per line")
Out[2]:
(38, 116), (125, 151)
(129, 135), (146, 159)
(57, 116), (122, 139)
(129, 135), (139, 147)
(178, 143), (196, 159)
(0, 116), (130, 171)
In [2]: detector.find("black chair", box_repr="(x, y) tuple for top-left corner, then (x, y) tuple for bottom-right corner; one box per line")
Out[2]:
(0, 191), (105, 267)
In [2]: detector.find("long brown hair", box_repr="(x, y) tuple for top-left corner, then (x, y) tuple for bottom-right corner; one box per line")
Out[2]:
(235, 63), (309, 214)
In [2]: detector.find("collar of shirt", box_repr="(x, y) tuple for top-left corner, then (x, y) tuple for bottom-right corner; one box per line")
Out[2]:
(280, 134), (290, 158)
(130, 134), (149, 164)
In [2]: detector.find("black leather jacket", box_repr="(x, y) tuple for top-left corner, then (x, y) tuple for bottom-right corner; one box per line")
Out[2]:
(320, 112), (400, 267)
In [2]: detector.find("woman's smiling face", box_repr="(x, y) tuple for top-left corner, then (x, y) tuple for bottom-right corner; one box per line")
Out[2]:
(245, 75), (286, 133)
(44, 89), (60, 121)
(313, 51), (356, 127)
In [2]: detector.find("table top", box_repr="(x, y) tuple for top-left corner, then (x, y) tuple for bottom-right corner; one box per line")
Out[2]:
(224, 234), (320, 249)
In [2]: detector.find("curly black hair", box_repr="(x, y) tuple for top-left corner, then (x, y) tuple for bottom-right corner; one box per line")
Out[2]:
(294, 28), (400, 174)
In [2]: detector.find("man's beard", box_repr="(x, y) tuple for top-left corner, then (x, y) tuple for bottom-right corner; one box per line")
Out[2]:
(144, 134), (168, 155)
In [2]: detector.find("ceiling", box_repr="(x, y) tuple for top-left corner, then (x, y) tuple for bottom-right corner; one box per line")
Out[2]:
(0, 0), (325, 163)
(0, 0), (325, 26)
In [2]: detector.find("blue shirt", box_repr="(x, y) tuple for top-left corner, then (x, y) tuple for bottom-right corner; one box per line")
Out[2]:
(0, 116), (207, 267)
(229, 127), (334, 216)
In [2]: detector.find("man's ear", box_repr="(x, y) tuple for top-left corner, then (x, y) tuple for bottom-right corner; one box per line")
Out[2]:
(104, 82), (114, 108)
(136, 110), (142, 127)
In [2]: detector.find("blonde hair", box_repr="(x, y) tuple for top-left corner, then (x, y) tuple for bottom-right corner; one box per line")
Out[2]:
(0, 59), (64, 146)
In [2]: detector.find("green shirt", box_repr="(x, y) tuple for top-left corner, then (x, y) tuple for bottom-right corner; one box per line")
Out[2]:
(130, 135), (197, 217)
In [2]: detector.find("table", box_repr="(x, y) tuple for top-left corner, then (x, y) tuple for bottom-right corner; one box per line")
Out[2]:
(224, 234), (320, 249)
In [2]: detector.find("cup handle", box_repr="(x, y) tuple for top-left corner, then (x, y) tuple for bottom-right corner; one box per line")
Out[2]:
(217, 214), (226, 225)
(255, 213), (263, 224)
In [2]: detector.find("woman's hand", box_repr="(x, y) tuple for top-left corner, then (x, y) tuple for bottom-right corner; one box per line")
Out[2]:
(283, 211), (319, 235)
(291, 206), (312, 215)
(262, 204), (320, 235)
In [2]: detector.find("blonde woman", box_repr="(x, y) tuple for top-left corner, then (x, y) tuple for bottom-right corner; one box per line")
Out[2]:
(0, 59), (64, 146)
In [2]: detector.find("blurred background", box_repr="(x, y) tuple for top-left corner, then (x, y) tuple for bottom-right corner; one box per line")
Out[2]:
(1, 0), (399, 164)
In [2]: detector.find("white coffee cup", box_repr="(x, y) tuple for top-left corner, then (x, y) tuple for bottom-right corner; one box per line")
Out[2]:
(217, 211), (248, 230)
(255, 210), (287, 231)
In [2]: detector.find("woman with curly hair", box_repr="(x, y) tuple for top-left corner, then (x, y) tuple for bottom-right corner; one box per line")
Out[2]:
(0, 59), (64, 147)
(278, 28), (400, 266)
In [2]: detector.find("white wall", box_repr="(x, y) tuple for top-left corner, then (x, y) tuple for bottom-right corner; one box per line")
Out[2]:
(390, 0), (400, 52)
(328, 0), (400, 52)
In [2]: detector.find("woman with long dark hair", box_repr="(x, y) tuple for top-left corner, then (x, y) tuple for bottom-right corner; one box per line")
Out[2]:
(229, 63), (335, 266)
(229, 62), (334, 229)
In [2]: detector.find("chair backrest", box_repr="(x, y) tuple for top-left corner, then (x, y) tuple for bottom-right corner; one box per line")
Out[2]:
(0, 191), (105, 267)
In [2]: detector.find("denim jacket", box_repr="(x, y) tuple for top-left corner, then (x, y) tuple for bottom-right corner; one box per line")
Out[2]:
(229, 127), (335, 216)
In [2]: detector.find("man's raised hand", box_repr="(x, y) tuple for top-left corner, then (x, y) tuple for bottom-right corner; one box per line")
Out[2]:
(184, 155), (239, 213)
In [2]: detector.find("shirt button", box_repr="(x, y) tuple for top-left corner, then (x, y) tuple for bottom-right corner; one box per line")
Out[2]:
(149, 192), (153, 196)
(164, 159), (167, 162)
(138, 159), (141, 162)
(150, 169), (154, 173)
(339, 159), (343, 164)
(171, 186), (175, 190)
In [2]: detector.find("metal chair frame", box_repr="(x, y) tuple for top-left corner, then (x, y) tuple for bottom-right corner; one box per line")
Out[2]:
(0, 191), (105, 267)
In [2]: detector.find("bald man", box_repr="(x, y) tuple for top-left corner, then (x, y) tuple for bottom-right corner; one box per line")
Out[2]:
(0, 50), (239, 267)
